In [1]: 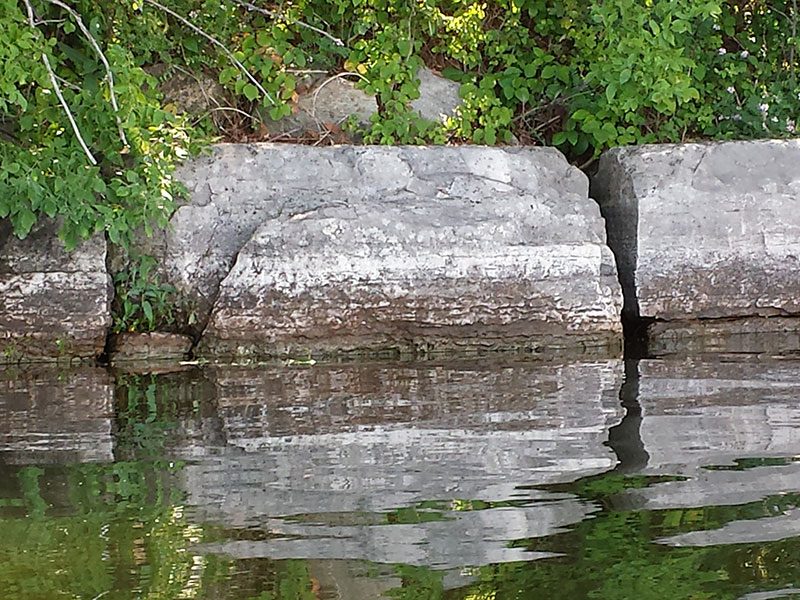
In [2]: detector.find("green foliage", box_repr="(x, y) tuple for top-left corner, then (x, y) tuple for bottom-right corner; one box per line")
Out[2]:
(0, 0), (198, 249)
(2, 0), (799, 257)
(312, 0), (800, 153)
(112, 253), (176, 333)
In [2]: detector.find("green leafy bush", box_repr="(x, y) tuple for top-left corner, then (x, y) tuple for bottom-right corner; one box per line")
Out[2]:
(4, 0), (799, 249)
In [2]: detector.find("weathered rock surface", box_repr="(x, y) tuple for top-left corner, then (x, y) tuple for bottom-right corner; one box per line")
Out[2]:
(266, 76), (378, 137)
(592, 140), (800, 355)
(0, 220), (111, 362)
(150, 64), (229, 116)
(108, 332), (193, 363)
(170, 143), (622, 359)
(412, 67), (462, 121)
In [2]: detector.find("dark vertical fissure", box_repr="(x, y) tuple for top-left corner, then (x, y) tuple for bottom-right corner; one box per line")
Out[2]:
(587, 154), (649, 358)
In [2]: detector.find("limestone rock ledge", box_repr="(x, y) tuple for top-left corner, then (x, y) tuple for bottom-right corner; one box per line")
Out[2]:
(184, 144), (622, 359)
(593, 139), (800, 355)
(0, 220), (111, 362)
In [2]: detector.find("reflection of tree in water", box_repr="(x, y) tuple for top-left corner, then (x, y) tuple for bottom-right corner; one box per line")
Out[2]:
(0, 371), (319, 600)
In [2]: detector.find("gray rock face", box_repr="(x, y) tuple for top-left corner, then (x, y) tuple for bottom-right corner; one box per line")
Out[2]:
(592, 140), (800, 354)
(174, 143), (622, 359)
(0, 220), (111, 362)
(265, 76), (377, 138)
(411, 67), (462, 122)
(108, 332), (193, 364)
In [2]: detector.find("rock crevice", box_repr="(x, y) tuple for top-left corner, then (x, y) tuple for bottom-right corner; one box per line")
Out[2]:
(592, 139), (800, 356)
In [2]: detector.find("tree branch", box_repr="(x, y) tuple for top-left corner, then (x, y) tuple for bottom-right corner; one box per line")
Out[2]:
(143, 0), (275, 105)
(44, 0), (128, 149)
(229, 0), (344, 47)
(21, 0), (97, 165)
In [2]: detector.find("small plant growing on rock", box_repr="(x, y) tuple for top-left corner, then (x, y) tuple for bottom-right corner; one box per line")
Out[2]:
(112, 254), (176, 333)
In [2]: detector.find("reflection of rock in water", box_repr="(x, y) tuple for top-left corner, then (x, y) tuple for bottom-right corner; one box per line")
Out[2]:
(659, 507), (800, 547)
(617, 359), (800, 511)
(307, 561), (402, 600)
(183, 360), (624, 569)
(197, 501), (580, 568)
(637, 359), (800, 471)
(605, 359), (649, 473)
(0, 367), (114, 464)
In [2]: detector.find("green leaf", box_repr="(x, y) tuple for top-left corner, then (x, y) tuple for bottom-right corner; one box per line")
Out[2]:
(606, 82), (618, 102)
(571, 109), (592, 121)
(13, 207), (36, 237)
(219, 67), (238, 85)
(552, 131), (569, 145)
(256, 31), (271, 47)
(142, 300), (153, 325)
(243, 83), (260, 101)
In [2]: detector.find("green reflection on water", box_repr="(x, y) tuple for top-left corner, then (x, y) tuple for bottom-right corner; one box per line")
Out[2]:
(0, 461), (320, 600)
(3, 460), (799, 600)
(2, 372), (800, 599)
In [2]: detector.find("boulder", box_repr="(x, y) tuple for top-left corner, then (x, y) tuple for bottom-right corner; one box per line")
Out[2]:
(0, 220), (111, 362)
(170, 143), (623, 359)
(150, 64), (229, 116)
(265, 68), (463, 138)
(266, 76), (378, 138)
(592, 140), (800, 355)
(411, 67), (462, 122)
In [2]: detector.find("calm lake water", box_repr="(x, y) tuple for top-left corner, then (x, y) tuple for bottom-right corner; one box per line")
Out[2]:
(2, 358), (800, 599)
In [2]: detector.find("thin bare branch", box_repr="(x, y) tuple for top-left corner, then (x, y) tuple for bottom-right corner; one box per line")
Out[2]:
(54, 74), (81, 92)
(311, 72), (368, 123)
(143, 0), (275, 105)
(44, 0), (128, 148)
(22, 0), (97, 165)
(230, 0), (344, 47)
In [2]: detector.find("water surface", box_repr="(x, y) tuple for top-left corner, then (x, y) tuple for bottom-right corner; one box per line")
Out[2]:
(2, 358), (800, 599)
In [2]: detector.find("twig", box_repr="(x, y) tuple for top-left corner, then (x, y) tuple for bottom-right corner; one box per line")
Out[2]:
(54, 73), (81, 92)
(229, 0), (344, 47)
(311, 72), (368, 123)
(531, 114), (561, 133)
(143, 0), (275, 105)
(196, 106), (264, 127)
(21, 0), (97, 165)
(312, 129), (333, 146)
(513, 89), (589, 123)
(45, 0), (128, 148)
